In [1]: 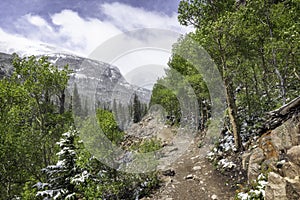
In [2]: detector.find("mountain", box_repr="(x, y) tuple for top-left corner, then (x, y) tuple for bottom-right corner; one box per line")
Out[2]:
(0, 52), (13, 79)
(0, 52), (151, 110)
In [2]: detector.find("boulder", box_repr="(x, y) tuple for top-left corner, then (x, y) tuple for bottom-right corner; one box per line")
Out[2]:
(270, 117), (300, 149)
(247, 148), (265, 182)
(287, 145), (300, 166)
(257, 116), (300, 162)
(285, 176), (300, 197)
(244, 104), (300, 199)
(265, 172), (287, 200)
(282, 161), (300, 179)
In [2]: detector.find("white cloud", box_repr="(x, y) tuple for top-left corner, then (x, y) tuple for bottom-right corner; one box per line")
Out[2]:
(51, 9), (121, 54)
(0, 28), (75, 56)
(101, 2), (189, 33)
(25, 14), (53, 31)
(0, 2), (193, 88)
(0, 2), (191, 56)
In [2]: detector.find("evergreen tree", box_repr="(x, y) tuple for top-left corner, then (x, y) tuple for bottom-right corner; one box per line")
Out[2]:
(82, 97), (89, 118)
(133, 93), (142, 123)
(36, 128), (81, 199)
(72, 83), (82, 117)
(0, 55), (72, 198)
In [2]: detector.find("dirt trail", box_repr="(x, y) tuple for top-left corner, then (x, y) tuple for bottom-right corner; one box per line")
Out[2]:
(145, 137), (236, 200)
(126, 114), (236, 200)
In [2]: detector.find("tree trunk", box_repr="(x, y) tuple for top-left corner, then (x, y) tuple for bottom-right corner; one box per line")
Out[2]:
(224, 77), (242, 150)
(258, 96), (300, 134)
(59, 89), (65, 114)
(217, 37), (242, 151)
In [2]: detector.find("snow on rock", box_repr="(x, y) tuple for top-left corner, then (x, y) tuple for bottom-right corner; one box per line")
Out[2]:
(220, 135), (235, 152)
(218, 158), (236, 169)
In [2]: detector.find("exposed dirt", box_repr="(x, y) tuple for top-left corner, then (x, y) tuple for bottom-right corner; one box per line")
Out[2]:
(144, 136), (236, 200)
(125, 114), (237, 200)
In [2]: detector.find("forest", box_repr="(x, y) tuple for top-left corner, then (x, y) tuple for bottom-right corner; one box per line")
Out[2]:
(152, 0), (299, 150)
(0, 0), (299, 199)
(0, 54), (156, 199)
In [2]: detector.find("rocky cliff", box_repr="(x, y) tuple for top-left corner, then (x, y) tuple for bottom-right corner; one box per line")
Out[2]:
(0, 52), (13, 79)
(242, 97), (300, 199)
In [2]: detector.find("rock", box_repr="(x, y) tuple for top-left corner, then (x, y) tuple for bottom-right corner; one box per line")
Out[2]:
(191, 155), (200, 160)
(247, 148), (265, 182)
(185, 174), (194, 180)
(265, 172), (287, 200)
(276, 160), (286, 168)
(263, 116), (300, 153)
(166, 147), (178, 154)
(258, 131), (279, 160)
(192, 166), (201, 171)
(162, 169), (176, 177)
(287, 145), (300, 166)
(244, 111), (300, 199)
(211, 194), (218, 199)
(257, 116), (300, 163)
(282, 161), (300, 179)
(285, 176), (300, 197)
(241, 152), (252, 170)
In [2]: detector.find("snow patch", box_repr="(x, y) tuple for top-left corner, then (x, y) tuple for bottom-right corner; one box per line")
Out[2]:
(218, 158), (236, 169)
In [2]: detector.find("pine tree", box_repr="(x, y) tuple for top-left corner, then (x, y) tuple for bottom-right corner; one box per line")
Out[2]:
(82, 97), (89, 118)
(72, 83), (82, 117)
(133, 93), (142, 123)
(36, 128), (81, 199)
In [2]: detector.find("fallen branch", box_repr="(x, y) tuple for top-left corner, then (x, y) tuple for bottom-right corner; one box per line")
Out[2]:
(258, 96), (300, 135)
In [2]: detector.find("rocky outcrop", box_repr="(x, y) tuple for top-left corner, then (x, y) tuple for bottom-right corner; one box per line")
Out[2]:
(0, 52), (13, 79)
(247, 148), (265, 182)
(46, 53), (151, 106)
(243, 98), (300, 200)
(287, 145), (300, 166)
(265, 172), (287, 200)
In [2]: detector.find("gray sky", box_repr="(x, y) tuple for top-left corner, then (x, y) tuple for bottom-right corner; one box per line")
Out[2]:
(0, 0), (189, 55)
(0, 0), (192, 88)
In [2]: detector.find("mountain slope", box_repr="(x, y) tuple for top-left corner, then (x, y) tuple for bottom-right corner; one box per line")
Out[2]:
(0, 52), (151, 109)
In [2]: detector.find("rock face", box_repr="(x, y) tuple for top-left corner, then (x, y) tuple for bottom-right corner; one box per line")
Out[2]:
(247, 148), (265, 182)
(0, 52), (151, 108)
(47, 53), (150, 106)
(243, 111), (300, 200)
(287, 145), (300, 166)
(265, 172), (287, 200)
(0, 52), (13, 79)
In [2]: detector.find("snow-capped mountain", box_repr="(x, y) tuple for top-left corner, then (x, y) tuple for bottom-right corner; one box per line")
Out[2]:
(0, 52), (151, 108)
(46, 53), (151, 105)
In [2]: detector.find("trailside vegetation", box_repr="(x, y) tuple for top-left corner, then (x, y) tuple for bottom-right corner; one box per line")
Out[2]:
(151, 0), (300, 150)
